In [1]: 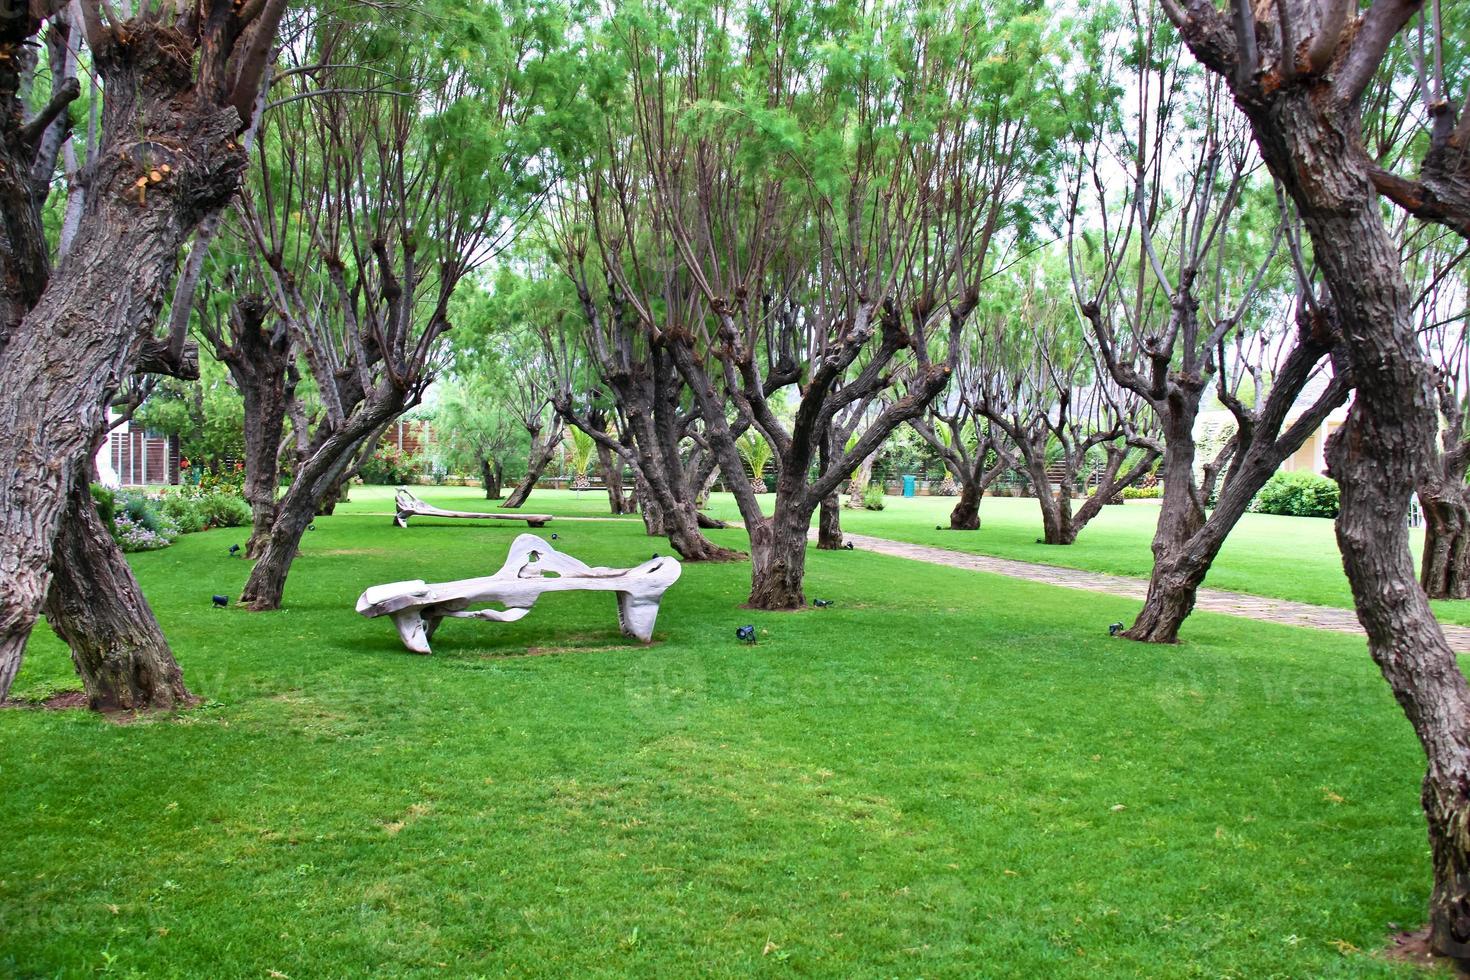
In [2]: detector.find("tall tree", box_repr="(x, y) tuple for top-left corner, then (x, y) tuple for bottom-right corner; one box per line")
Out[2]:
(572, 0), (1064, 608)
(1163, 0), (1470, 959)
(1071, 10), (1347, 641)
(0, 0), (285, 700)
(234, 2), (560, 609)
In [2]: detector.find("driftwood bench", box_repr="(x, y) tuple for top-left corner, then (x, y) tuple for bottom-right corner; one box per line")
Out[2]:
(393, 487), (553, 529)
(356, 534), (681, 654)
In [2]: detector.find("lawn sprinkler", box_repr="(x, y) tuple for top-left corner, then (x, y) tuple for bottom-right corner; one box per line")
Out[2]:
(229, 544), (241, 557)
(736, 624), (757, 644)
(843, 542), (854, 550)
(550, 533), (559, 540)
(307, 524), (316, 531)
(813, 599), (833, 608)
(1108, 622), (1125, 637)
(212, 594), (230, 608)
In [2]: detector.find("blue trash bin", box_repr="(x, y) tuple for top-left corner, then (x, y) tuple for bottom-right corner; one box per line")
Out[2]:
(902, 475), (916, 497)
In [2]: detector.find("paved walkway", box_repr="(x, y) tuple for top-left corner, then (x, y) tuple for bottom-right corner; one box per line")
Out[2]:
(833, 531), (1470, 652)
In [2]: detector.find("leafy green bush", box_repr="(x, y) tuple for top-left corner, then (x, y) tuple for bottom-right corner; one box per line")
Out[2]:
(89, 484), (116, 528)
(360, 445), (427, 485)
(1251, 472), (1339, 519)
(161, 494), (207, 534)
(197, 492), (252, 528)
(1122, 485), (1162, 500)
(863, 485), (885, 511)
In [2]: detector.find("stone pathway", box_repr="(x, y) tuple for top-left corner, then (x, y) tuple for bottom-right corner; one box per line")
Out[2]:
(834, 531), (1470, 652)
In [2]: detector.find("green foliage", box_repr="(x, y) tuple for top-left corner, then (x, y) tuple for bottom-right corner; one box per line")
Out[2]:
(737, 432), (775, 481)
(134, 357), (247, 471)
(89, 484), (116, 529)
(862, 484), (885, 511)
(196, 492), (252, 529)
(359, 446), (428, 486)
(568, 427), (598, 478)
(180, 465), (245, 499)
(1122, 485), (1162, 500)
(1251, 472), (1340, 519)
(161, 494), (208, 534)
(111, 491), (180, 552)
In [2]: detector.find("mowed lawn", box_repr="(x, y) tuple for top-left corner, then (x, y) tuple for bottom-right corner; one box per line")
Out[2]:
(0, 486), (1442, 976)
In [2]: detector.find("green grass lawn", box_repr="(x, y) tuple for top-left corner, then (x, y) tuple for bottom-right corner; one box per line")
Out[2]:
(0, 486), (1442, 976)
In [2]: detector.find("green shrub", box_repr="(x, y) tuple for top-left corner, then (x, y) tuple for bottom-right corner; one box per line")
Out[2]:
(89, 484), (116, 529)
(360, 446), (427, 485)
(1122, 485), (1162, 500)
(161, 494), (207, 534)
(863, 484), (885, 511)
(1251, 472), (1339, 519)
(197, 492), (252, 528)
(112, 490), (179, 552)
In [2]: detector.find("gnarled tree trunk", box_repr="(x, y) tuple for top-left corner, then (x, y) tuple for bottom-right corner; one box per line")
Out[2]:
(0, 20), (259, 699)
(242, 403), (399, 610)
(43, 464), (190, 711)
(503, 419), (562, 508)
(1167, 1), (1470, 955)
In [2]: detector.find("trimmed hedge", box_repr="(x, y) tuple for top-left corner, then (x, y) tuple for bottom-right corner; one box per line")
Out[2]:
(1251, 472), (1339, 519)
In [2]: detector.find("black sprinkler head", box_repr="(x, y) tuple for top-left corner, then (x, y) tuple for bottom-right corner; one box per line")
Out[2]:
(813, 599), (833, 608)
(212, 594), (229, 608)
(736, 624), (757, 644)
(1108, 622), (1125, 637)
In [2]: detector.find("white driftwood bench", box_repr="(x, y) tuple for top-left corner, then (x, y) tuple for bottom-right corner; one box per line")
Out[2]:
(356, 533), (681, 653)
(393, 487), (552, 528)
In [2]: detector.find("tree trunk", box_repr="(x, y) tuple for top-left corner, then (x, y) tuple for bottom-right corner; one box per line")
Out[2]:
(598, 441), (630, 513)
(1024, 456), (1075, 545)
(42, 466), (190, 711)
(817, 493), (843, 549)
(214, 297), (293, 560)
(846, 452), (876, 509)
(504, 420), (562, 508)
(632, 470), (666, 536)
(949, 480), (981, 530)
(240, 490), (317, 611)
(242, 405), (399, 611)
(1263, 80), (1470, 962)
(481, 458), (503, 500)
(1420, 484), (1470, 600)
(816, 429), (844, 548)
(0, 23), (250, 698)
(747, 500), (812, 609)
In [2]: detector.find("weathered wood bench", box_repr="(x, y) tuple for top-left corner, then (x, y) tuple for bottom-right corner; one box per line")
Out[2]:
(356, 533), (681, 654)
(393, 487), (553, 528)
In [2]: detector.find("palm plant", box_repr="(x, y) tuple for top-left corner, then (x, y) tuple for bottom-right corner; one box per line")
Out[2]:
(568, 427), (597, 491)
(737, 433), (774, 495)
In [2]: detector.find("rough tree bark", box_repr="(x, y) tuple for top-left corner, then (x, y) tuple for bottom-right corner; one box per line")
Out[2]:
(241, 401), (399, 609)
(1165, 0), (1470, 959)
(200, 293), (293, 557)
(0, 7), (285, 699)
(1419, 373), (1470, 599)
(816, 427), (844, 550)
(43, 460), (189, 711)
